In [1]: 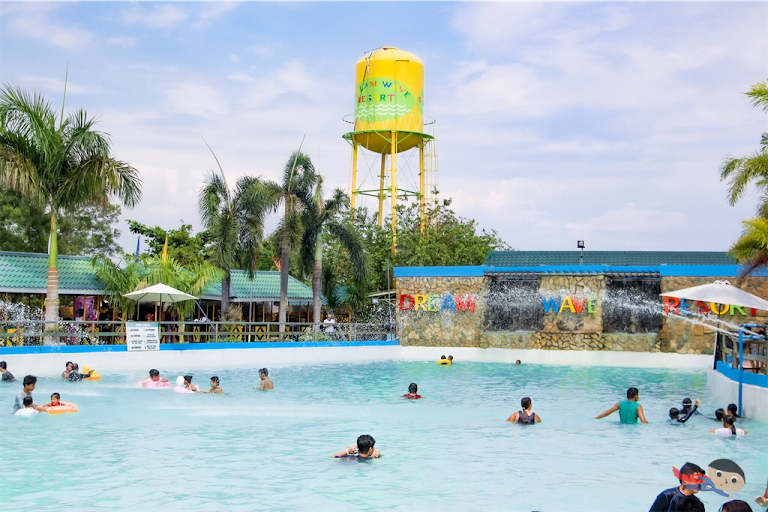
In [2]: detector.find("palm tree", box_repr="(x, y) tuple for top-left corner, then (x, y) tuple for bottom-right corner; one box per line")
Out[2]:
(300, 181), (369, 326)
(729, 217), (768, 281)
(0, 84), (142, 327)
(720, 80), (768, 214)
(198, 143), (275, 314)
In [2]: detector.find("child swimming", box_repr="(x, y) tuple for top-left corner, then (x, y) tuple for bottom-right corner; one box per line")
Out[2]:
(710, 415), (748, 437)
(332, 435), (381, 459)
(141, 369), (170, 388)
(200, 376), (224, 394)
(44, 392), (63, 408)
(183, 375), (198, 392)
(15, 395), (40, 416)
(506, 397), (542, 424)
(403, 383), (421, 399)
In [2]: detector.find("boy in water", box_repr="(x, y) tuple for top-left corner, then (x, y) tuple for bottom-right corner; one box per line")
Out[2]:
(141, 369), (169, 387)
(201, 376), (224, 394)
(42, 392), (62, 408)
(403, 383), (421, 399)
(594, 387), (648, 423)
(0, 361), (16, 381)
(332, 435), (381, 459)
(668, 408), (682, 424)
(254, 368), (273, 390)
(648, 462), (705, 512)
(15, 396), (40, 416)
(13, 375), (45, 414)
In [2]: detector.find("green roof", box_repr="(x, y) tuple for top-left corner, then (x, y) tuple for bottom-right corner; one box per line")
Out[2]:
(202, 269), (317, 304)
(483, 251), (737, 267)
(0, 251), (105, 294)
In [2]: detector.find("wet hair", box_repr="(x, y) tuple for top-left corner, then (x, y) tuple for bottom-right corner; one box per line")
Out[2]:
(440, 355), (446, 359)
(521, 397), (532, 410)
(709, 459), (745, 481)
(66, 361), (73, 369)
(71, 363), (79, 371)
(727, 403), (738, 416)
(627, 387), (639, 399)
(682, 398), (692, 407)
(720, 500), (753, 512)
(669, 407), (680, 419)
(408, 383), (417, 394)
(715, 408), (725, 421)
(259, 368), (268, 376)
(448, 355), (453, 360)
(356, 434), (375, 454)
(0, 361), (6, 369)
(674, 495), (704, 512)
(51, 393), (60, 400)
(184, 375), (193, 384)
(515, 360), (522, 365)
(149, 369), (160, 377)
(22, 396), (33, 407)
(23, 375), (37, 387)
(678, 462), (705, 484)
(722, 416), (738, 436)
(210, 376), (219, 384)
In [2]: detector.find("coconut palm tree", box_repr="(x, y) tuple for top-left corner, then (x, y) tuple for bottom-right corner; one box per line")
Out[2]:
(198, 143), (276, 313)
(0, 84), (142, 327)
(720, 80), (768, 214)
(730, 217), (768, 281)
(300, 180), (369, 326)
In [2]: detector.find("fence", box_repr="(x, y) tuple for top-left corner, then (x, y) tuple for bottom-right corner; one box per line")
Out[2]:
(0, 321), (396, 346)
(715, 330), (767, 376)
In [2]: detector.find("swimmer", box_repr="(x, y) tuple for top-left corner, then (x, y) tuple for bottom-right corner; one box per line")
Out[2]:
(712, 408), (726, 422)
(668, 408), (682, 424)
(594, 387), (648, 424)
(254, 368), (273, 390)
(141, 369), (169, 388)
(403, 383), (421, 399)
(680, 398), (701, 419)
(648, 461), (705, 512)
(183, 375), (198, 392)
(720, 500), (753, 512)
(448, 355), (453, 363)
(43, 392), (62, 408)
(67, 363), (93, 382)
(710, 415), (748, 437)
(13, 375), (45, 414)
(0, 361), (16, 381)
(332, 435), (381, 459)
(15, 396), (40, 416)
(506, 397), (541, 424)
(673, 495), (705, 512)
(200, 376), (224, 394)
(515, 360), (521, 365)
(727, 403), (740, 418)
(62, 361), (73, 379)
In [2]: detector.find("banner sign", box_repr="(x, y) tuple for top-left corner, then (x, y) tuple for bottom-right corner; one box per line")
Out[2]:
(126, 322), (160, 351)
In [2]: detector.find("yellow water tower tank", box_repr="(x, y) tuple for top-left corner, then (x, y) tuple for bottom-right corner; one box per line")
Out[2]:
(344, 47), (437, 253)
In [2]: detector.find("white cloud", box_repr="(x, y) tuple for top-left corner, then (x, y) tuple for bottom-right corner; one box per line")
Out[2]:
(107, 36), (137, 48)
(124, 5), (187, 28)
(165, 83), (228, 119)
(230, 54), (239, 63)
(19, 76), (101, 95)
(5, 6), (92, 49)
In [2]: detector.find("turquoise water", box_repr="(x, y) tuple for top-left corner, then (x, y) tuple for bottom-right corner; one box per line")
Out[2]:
(1, 361), (766, 511)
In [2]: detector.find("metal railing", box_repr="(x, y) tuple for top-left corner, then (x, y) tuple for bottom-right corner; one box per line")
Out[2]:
(0, 321), (396, 346)
(716, 329), (767, 376)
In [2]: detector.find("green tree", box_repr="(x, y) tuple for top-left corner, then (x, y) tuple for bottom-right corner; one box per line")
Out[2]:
(720, 80), (768, 214)
(127, 220), (209, 268)
(0, 84), (141, 326)
(300, 180), (369, 325)
(729, 217), (768, 281)
(0, 184), (123, 257)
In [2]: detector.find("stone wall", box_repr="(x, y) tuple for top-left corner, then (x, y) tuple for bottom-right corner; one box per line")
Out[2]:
(538, 274), (605, 333)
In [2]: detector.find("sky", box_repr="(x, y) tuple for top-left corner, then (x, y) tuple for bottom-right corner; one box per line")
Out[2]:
(1, 2), (767, 254)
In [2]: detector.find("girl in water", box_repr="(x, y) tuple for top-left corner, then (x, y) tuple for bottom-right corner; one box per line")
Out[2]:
(710, 415), (748, 436)
(403, 383), (421, 399)
(506, 397), (542, 424)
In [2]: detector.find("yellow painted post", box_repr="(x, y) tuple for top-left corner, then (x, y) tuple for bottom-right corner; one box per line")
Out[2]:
(391, 130), (397, 253)
(350, 141), (358, 211)
(419, 142), (425, 232)
(378, 153), (386, 226)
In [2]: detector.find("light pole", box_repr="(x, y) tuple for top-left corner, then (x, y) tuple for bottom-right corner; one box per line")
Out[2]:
(577, 240), (585, 265)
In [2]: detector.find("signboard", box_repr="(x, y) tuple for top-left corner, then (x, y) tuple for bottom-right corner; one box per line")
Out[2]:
(126, 322), (160, 351)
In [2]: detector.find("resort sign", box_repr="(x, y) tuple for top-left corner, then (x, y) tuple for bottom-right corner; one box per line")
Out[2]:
(126, 322), (160, 351)
(663, 297), (759, 316)
(399, 294), (476, 312)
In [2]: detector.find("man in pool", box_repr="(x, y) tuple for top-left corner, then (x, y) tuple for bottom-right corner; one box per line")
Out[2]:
(648, 462), (705, 511)
(141, 369), (169, 387)
(0, 361), (16, 381)
(13, 375), (46, 414)
(332, 435), (381, 459)
(200, 376), (224, 394)
(254, 368), (273, 390)
(594, 387), (648, 423)
(403, 383), (421, 399)
(62, 361), (74, 379)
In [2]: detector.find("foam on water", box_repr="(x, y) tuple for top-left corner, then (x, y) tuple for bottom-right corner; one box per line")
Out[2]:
(0, 361), (766, 510)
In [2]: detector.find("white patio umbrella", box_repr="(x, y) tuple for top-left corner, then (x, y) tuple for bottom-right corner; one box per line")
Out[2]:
(123, 283), (197, 320)
(660, 280), (768, 311)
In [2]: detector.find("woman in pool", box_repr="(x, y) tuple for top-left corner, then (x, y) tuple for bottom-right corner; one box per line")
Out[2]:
(403, 383), (421, 399)
(506, 397), (541, 424)
(710, 415), (748, 437)
(183, 375), (198, 392)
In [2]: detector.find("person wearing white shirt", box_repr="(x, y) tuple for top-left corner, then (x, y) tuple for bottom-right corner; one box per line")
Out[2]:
(323, 313), (336, 333)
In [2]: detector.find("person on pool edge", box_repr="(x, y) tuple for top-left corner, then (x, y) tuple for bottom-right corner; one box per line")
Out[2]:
(594, 387), (648, 423)
(333, 435), (381, 459)
(403, 383), (421, 399)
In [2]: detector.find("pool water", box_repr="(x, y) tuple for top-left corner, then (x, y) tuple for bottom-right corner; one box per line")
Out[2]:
(1, 361), (766, 511)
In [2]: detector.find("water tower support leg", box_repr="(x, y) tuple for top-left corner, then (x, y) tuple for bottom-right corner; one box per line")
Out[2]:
(419, 142), (425, 232)
(391, 130), (398, 253)
(378, 153), (386, 226)
(350, 141), (358, 211)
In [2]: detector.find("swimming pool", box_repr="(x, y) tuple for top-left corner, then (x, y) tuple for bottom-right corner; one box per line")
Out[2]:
(1, 361), (766, 510)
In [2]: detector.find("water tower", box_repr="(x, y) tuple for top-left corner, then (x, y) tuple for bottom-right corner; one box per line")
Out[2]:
(343, 46), (438, 253)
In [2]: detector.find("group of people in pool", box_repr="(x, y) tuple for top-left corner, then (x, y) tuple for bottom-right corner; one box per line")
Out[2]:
(593, 386), (748, 436)
(11, 375), (74, 416)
